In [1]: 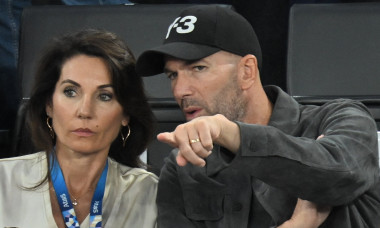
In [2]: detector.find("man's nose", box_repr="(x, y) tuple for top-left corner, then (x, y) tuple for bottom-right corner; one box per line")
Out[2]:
(172, 72), (193, 99)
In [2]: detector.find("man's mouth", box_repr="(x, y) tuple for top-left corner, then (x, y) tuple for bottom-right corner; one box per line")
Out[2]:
(181, 99), (205, 120)
(183, 107), (202, 120)
(187, 110), (197, 115)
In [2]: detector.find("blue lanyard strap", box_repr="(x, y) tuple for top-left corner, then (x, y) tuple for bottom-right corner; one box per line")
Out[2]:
(51, 157), (108, 228)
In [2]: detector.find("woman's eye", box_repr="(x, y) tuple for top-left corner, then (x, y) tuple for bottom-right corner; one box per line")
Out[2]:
(63, 88), (77, 97)
(99, 93), (113, 101)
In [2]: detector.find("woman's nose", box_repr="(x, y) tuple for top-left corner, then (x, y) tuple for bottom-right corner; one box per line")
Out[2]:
(76, 95), (93, 119)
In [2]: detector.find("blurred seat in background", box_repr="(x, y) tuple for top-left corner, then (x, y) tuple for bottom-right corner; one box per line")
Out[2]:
(287, 2), (380, 130)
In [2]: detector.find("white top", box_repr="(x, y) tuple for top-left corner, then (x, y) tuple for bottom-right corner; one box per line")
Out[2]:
(0, 152), (158, 227)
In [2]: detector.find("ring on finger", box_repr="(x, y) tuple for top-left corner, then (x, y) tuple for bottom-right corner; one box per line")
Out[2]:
(190, 138), (200, 144)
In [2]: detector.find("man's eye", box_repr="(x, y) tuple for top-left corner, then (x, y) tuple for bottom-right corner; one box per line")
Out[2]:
(63, 88), (77, 97)
(99, 93), (112, 101)
(167, 72), (177, 80)
(193, 66), (206, 71)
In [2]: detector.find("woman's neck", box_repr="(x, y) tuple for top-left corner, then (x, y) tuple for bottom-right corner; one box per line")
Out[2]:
(54, 147), (108, 196)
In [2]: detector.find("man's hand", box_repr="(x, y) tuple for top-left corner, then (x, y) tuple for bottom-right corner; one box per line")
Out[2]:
(157, 114), (240, 167)
(278, 135), (330, 228)
(278, 199), (331, 228)
(278, 135), (329, 228)
(278, 198), (331, 228)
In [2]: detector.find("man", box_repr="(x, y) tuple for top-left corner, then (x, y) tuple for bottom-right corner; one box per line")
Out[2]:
(136, 5), (380, 227)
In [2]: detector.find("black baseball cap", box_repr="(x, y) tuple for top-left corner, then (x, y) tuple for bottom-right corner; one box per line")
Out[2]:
(136, 5), (262, 77)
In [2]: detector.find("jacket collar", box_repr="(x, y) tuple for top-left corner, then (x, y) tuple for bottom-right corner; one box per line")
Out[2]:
(265, 86), (301, 134)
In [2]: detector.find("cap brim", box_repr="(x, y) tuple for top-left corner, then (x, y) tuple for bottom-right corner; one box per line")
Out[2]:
(136, 42), (220, 77)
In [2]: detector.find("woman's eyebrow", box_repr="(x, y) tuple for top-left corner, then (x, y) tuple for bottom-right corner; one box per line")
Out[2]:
(98, 84), (113, 89)
(61, 79), (113, 89)
(61, 79), (80, 86)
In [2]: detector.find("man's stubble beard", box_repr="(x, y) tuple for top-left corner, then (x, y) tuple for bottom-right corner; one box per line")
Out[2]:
(210, 75), (247, 122)
(180, 74), (247, 122)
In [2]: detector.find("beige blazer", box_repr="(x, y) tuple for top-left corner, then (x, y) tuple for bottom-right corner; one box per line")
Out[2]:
(0, 152), (158, 227)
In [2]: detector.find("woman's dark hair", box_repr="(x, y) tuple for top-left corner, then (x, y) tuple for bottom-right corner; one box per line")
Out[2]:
(27, 29), (155, 186)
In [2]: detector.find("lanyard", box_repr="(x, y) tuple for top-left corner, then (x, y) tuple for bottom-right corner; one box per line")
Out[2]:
(51, 156), (108, 228)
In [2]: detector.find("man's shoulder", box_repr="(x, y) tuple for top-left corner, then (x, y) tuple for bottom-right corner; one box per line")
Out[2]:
(323, 98), (366, 107)
(301, 98), (371, 116)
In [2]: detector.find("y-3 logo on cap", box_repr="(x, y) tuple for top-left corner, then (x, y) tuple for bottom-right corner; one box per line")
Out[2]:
(166, 16), (197, 39)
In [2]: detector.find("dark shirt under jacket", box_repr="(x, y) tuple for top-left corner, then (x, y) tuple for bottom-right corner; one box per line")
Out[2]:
(157, 85), (380, 228)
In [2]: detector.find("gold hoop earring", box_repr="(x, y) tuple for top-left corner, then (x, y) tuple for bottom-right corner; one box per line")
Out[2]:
(121, 125), (131, 147)
(46, 117), (55, 139)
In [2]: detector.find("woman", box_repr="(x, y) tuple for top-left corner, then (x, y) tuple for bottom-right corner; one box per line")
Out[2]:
(0, 29), (157, 227)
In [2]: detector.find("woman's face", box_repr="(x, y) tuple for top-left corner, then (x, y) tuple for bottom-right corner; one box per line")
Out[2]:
(46, 54), (128, 155)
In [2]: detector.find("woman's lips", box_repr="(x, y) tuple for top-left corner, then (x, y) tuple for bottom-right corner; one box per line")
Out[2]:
(72, 128), (95, 137)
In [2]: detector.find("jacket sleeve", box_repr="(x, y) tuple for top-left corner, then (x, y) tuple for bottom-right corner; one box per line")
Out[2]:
(232, 101), (379, 205)
(156, 151), (197, 228)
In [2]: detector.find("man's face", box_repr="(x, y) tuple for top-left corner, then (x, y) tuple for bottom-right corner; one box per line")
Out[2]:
(164, 51), (247, 122)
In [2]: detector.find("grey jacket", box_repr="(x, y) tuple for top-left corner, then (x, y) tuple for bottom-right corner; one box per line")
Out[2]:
(157, 86), (380, 228)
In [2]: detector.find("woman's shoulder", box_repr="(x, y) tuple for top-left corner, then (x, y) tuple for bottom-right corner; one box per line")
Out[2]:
(0, 152), (47, 185)
(0, 152), (46, 166)
(107, 157), (158, 183)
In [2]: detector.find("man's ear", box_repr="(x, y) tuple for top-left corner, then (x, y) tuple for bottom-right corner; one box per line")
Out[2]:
(238, 54), (258, 90)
